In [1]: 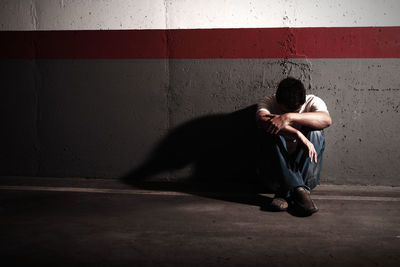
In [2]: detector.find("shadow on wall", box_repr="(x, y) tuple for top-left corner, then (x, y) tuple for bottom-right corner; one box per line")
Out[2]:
(122, 104), (279, 193)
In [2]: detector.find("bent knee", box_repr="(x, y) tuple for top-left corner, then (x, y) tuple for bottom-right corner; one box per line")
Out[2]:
(305, 162), (320, 189)
(306, 130), (325, 145)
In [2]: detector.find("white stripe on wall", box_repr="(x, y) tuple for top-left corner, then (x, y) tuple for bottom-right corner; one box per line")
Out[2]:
(1, 0), (400, 31)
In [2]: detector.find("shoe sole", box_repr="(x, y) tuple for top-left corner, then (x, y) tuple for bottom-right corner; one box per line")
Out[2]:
(293, 204), (319, 216)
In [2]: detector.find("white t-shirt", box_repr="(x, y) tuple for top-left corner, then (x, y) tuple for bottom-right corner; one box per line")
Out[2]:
(257, 94), (329, 154)
(257, 94), (329, 115)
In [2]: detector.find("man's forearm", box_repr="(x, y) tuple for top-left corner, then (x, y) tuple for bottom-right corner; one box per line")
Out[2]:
(256, 112), (300, 138)
(256, 110), (319, 162)
(277, 124), (301, 139)
(285, 111), (331, 129)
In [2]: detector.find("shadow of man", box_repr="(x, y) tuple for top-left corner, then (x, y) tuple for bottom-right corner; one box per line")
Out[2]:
(122, 104), (282, 211)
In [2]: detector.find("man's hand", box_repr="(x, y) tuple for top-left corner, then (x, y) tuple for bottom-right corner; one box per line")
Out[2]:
(256, 110), (319, 163)
(263, 114), (290, 134)
(297, 132), (318, 163)
(256, 111), (290, 135)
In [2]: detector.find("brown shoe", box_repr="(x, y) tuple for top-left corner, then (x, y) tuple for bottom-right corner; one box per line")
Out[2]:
(269, 196), (289, 211)
(292, 187), (318, 216)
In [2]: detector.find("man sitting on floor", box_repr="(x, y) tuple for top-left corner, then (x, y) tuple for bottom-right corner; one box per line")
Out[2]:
(256, 77), (332, 216)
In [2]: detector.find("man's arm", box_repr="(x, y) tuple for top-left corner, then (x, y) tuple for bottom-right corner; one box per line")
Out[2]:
(285, 111), (332, 129)
(256, 110), (320, 162)
(256, 110), (296, 137)
(257, 110), (331, 135)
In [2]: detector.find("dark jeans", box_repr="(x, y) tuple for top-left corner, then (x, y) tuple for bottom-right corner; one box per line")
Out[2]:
(258, 128), (325, 198)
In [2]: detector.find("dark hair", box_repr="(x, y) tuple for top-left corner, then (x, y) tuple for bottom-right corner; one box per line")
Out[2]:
(276, 77), (306, 110)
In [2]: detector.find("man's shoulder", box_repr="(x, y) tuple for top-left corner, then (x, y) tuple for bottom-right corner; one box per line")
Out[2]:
(257, 94), (277, 113)
(305, 94), (329, 112)
(305, 94), (326, 104)
(306, 94), (323, 100)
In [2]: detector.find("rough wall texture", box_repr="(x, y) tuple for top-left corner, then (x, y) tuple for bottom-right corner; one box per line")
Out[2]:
(1, 1), (400, 186)
(1, 58), (400, 185)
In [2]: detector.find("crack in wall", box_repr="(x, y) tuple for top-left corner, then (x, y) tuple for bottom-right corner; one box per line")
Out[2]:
(277, 27), (313, 89)
(163, 0), (173, 180)
(279, 3), (314, 89)
(30, 0), (39, 30)
(163, 0), (172, 131)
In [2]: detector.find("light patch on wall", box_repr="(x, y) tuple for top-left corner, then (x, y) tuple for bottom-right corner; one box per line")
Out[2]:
(0, 0), (166, 30)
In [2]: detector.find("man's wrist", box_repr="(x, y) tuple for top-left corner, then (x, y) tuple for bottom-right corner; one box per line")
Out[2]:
(284, 113), (293, 124)
(296, 129), (304, 140)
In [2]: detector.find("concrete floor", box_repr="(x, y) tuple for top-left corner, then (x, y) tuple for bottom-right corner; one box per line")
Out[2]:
(0, 177), (399, 267)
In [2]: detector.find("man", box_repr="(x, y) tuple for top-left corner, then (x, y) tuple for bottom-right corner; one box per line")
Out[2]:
(256, 77), (331, 216)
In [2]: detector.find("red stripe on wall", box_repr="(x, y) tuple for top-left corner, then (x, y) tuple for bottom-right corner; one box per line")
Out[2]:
(1, 27), (399, 59)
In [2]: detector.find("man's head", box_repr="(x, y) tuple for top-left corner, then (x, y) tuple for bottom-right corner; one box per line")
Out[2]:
(276, 77), (306, 112)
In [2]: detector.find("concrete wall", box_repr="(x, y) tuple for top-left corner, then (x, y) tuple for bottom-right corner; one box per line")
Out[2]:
(1, 0), (399, 30)
(1, 0), (400, 186)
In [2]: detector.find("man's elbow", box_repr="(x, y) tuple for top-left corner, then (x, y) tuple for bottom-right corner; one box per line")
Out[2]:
(315, 112), (331, 129)
(324, 114), (332, 128)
